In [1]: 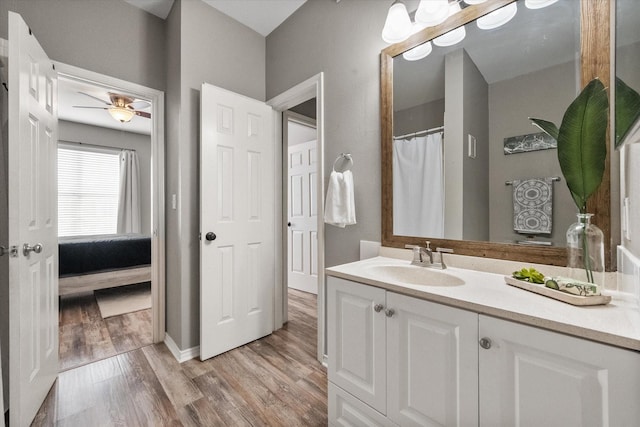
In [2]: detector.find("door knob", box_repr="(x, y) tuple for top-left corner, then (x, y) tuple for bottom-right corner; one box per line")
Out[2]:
(23, 243), (43, 256)
(287, 222), (292, 227)
(479, 337), (492, 349)
(385, 308), (395, 317)
(373, 303), (384, 313)
(205, 232), (217, 241)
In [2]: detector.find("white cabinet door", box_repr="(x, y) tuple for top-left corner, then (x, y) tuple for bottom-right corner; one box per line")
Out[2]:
(386, 293), (478, 427)
(328, 277), (387, 413)
(479, 315), (640, 427)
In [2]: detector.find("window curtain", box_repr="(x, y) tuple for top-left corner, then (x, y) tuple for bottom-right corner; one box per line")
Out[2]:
(117, 150), (141, 234)
(392, 133), (444, 238)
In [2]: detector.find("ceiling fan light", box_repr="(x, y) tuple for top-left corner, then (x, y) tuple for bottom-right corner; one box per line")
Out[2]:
(382, 0), (412, 43)
(525, 0), (559, 9)
(477, 3), (518, 30)
(402, 41), (433, 61)
(108, 106), (135, 123)
(415, 0), (449, 27)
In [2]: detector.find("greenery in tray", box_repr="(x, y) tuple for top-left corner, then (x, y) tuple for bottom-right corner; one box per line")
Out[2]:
(512, 267), (545, 284)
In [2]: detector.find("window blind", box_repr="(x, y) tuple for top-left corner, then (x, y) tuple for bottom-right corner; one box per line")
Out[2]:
(58, 145), (120, 237)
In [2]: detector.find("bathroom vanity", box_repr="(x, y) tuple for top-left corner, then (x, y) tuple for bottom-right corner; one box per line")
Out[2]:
(326, 257), (640, 426)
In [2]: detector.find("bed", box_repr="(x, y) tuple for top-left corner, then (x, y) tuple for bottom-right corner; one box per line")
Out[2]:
(58, 234), (151, 296)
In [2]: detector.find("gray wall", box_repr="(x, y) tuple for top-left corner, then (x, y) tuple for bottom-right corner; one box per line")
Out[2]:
(461, 50), (489, 241)
(0, 0), (166, 91)
(166, 0), (266, 349)
(267, 0), (389, 268)
(58, 120), (152, 235)
(443, 49), (489, 241)
(444, 50), (464, 240)
(488, 60), (577, 245)
(394, 98), (445, 137)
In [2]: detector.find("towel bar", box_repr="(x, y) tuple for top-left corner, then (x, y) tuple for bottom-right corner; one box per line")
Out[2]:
(505, 176), (560, 185)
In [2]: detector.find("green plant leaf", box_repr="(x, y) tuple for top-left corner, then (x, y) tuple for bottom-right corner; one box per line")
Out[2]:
(529, 118), (559, 140)
(615, 77), (640, 149)
(557, 79), (608, 212)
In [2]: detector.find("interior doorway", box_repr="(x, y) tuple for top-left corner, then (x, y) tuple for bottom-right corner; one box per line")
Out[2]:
(54, 65), (165, 371)
(285, 108), (318, 295)
(267, 72), (326, 363)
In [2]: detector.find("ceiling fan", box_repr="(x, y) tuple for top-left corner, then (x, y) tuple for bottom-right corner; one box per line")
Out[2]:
(73, 92), (151, 123)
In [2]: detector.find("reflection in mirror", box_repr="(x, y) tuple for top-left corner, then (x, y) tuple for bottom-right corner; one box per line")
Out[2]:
(616, 0), (640, 145)
(392, 0), (580, 247)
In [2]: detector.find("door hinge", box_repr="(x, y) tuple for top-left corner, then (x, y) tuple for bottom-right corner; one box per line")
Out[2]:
(0, 245), (19, 257)
(198, 232), (202, 241)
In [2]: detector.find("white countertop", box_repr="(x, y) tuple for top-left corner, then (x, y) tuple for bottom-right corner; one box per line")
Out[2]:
(326, 256), (640, 352)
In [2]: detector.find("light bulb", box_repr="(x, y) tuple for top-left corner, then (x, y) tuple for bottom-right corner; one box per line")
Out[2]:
(525, 0), (559, 9)
(433, 2), (466, 47)
(477, 2), (518, 30)
(382, 1), (412, 43)
(415, 0), (449, 27)
(403, 41), (433, 61)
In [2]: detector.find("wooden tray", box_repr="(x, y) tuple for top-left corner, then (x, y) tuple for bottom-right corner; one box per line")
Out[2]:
(504, 276), (611, 306)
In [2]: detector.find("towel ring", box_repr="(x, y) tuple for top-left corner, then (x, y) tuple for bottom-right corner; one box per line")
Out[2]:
(333, 153), (353, 172)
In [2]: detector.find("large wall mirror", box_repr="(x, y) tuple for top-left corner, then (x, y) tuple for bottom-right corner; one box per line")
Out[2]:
(381, 0), (615, 268)
(616, 0), (640, 142)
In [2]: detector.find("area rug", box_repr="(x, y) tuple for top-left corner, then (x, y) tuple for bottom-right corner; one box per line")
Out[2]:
(94, 282), (151, 318)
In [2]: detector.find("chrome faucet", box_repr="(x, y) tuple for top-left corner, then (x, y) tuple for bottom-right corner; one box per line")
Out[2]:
(405, 241), (453, 269)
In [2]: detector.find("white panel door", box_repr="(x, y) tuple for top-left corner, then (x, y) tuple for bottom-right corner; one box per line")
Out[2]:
(386, 293), (478, 427)
(200, 83), (275, 361)
(8, 12), (59, 426)
(479, 315), (640, 427)
(287, 139), (318, 294)
(328, 277), (387, 413)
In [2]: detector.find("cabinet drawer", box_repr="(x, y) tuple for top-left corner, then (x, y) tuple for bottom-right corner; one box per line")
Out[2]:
(329, 383), (398, 427)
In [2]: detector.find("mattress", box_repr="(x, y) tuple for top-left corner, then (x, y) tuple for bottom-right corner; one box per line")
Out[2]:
(59, 234), (151, 277)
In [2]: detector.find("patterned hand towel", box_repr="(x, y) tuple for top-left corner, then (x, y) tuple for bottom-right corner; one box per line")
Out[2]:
(512, 178), (554, 234)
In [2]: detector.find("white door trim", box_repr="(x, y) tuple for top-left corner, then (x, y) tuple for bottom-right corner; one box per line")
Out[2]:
(52, 61), (166, 344)
(267, 72), (326, 364)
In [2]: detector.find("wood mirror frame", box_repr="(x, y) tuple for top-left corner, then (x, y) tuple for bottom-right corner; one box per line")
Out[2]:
(381, 0), (614, 269)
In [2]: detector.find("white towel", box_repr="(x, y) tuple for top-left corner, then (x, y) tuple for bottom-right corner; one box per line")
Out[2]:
(324, 170), (356, 228)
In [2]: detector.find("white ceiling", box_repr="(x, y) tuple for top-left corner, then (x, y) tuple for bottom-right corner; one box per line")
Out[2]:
(124, 0), (307, 36)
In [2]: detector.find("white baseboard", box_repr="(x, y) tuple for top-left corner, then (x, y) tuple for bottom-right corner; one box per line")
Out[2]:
(164, 333), (200, 363)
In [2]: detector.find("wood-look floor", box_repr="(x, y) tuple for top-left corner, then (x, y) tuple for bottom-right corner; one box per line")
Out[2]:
(34, 288), (326, 426)
(59, 284), (153, 371)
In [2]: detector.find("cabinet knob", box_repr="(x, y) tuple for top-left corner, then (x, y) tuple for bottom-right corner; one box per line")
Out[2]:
(373, 304), (384, 313)
(385, 309), (395, 318)
(479, 337), (492, 349)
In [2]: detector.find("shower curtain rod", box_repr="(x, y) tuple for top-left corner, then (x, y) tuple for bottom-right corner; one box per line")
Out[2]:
(393, 126), (444, 140)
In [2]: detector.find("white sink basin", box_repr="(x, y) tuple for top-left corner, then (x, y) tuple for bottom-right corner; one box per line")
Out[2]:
(365, 264), (465, 287)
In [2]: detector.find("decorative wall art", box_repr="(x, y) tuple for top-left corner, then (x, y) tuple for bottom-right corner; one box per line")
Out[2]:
(503, 132), (557, 155)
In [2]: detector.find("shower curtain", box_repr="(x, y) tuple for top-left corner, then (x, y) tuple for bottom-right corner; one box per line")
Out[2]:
(393, 133), (444, 238)
(117, 150), (141, 234)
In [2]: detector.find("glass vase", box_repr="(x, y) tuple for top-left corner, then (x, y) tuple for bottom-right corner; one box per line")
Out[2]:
(566, 213), (604, 285)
